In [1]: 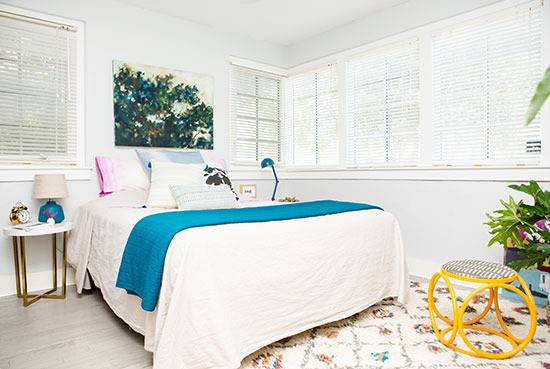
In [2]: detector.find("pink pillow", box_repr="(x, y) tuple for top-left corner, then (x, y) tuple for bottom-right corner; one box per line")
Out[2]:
(95, 156), (149, 196)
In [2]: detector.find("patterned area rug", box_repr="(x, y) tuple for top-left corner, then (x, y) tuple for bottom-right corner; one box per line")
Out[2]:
(240, 279), (549, 369)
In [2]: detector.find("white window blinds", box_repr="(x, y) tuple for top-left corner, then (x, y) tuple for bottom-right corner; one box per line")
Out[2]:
(346, 39), (420, 167)
(0, 11), (78, 165)
(432, 1), (543, 166)
(231, 65), (282, 164)
(286, 65), (339, 166)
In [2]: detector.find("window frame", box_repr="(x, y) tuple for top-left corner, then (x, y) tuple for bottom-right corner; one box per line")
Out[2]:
(285, 63), (340, 167)
(430, 1), (544, 167)
(0, 4), (87, 180)
(345, 38), (421, 168)
(284, 0), (549, 176)
(229, 57), (287, 167)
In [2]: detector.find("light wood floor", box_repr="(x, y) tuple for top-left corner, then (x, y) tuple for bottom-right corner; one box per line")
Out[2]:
(0, 277), (437, 369)
(0, 287), (153, 369)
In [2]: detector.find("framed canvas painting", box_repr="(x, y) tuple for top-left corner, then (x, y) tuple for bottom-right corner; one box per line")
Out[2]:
(112, 60), (214, 149)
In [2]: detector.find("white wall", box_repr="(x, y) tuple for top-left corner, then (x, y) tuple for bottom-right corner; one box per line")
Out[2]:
(288, 0), (502, 66)
(283, 177), (547, 279)
(0, 0), (288, 296)
(0, 0), (547, 296)
(285, 0), (550, 279)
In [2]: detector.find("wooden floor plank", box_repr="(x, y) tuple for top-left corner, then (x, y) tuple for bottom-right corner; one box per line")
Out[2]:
(0, 287), (153, 369)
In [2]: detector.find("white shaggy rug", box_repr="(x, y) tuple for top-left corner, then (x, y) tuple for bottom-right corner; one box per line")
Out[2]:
(239, 279), (550, 369)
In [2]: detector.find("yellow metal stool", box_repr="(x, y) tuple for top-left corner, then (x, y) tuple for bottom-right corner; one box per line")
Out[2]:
(428, 259), (537, 359)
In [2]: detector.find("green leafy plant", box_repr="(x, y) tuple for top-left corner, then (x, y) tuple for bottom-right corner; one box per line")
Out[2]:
(486, 181), (550, 270)
(525, 66), (550, 126)
(278, 197), (299, 203)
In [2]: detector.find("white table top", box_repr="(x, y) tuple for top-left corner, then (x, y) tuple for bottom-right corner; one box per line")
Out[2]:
(2, 221), (72, 237)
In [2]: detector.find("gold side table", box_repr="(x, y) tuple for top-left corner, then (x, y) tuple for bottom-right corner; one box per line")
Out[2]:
(2, 222), (71, 307)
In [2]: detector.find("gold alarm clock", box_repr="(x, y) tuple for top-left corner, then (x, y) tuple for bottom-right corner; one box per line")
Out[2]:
(9, 202), (30, 225)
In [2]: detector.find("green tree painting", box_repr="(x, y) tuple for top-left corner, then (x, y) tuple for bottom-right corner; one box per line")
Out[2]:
(113, 61), (213, 149)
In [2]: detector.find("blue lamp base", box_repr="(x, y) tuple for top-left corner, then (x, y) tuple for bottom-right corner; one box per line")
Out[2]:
(38, 200), (65, 223)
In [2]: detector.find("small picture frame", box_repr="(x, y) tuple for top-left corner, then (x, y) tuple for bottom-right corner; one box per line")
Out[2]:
(239, 184), (257, 201)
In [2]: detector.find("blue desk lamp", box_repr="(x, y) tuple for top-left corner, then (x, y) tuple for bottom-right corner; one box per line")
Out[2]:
(261, 157), (279, 201)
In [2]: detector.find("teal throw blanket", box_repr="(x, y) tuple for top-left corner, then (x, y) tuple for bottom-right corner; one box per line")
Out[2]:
(116, 200), (382, 311)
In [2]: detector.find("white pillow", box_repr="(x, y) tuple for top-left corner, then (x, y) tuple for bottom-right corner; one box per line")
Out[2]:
(170, 185), (238, 211)
(146, 160), (205, 208)
(116, 158), (149, 191)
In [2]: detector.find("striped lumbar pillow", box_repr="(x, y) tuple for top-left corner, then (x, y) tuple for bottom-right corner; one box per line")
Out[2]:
(170, 185), (238, 211)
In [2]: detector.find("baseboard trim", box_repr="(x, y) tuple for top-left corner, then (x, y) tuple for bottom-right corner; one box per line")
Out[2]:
(0, 258), (473, 298)
(0, 267), (75, 297)
(407, 257), (485, 289)
(407, 257), (440, 281)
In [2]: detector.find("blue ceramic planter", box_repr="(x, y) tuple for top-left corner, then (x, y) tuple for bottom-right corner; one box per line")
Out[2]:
(504, 248), (549, 306)
(38, 200), (65, 223)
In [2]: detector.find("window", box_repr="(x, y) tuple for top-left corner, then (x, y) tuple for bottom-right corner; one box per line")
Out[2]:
(230, 0), (546, 173)
(432, 1), (543, 166)
(231, 65), (283, 164)
(0, 8), (81, 166)
(346, 39), (420, 167)
(286, 64), (339, 166)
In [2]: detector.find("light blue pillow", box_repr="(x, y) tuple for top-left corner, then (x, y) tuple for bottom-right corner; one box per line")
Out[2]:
(135, 150), (204, 174)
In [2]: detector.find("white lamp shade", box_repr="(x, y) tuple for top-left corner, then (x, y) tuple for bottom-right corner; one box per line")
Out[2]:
(32, 174), (68, 199)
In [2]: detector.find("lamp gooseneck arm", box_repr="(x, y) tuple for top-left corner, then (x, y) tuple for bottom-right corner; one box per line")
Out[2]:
(271, 166), (279, 201)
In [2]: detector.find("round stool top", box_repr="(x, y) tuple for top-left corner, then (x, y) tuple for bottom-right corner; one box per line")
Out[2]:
(442, 259), (516, 280)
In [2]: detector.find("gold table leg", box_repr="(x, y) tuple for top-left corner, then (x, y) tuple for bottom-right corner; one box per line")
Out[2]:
(12, 236), (22, 298)
(61, 231), (67, 298)
(52, 233), (57, 291)
(13, 232), (68, 307)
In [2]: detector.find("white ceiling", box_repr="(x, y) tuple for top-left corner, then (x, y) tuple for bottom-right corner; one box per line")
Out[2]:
(116, 0), (409, 46)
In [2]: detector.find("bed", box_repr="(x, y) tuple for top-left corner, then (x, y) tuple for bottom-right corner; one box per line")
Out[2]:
(68, 190), (408, 369)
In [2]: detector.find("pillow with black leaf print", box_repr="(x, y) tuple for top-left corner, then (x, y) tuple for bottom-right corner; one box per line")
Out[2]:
(203, 166), (239, 201)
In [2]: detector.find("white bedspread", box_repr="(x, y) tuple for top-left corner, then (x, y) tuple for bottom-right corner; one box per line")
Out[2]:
(68, 191), (408, 369)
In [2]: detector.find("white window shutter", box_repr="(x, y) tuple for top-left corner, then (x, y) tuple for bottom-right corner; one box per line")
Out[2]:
(346, 39), (420, 167)
(287, 64), (339, 166)
(432, 1), (543, 166)
(231, 65), (282, 164)
(0, 13), (78, 165)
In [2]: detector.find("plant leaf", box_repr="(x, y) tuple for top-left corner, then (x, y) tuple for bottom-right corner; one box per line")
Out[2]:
(525, 66), (550, 126)
(510, 181), (550, 210)
(509, 181), (542, 199)
(507, 249), (547, 271)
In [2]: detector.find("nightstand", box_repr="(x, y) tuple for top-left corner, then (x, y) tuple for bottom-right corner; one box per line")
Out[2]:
(2, 222), (71, 307)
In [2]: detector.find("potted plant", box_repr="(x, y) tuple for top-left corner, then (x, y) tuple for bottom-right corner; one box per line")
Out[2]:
(486, 182), (550, 321)
(486, 66), (550, 323)
(486, 181), (550, 270)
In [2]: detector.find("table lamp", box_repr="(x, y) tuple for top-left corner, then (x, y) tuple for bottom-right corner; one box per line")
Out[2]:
(260, 158), (279, 201)
(32, 174), (68, 223)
